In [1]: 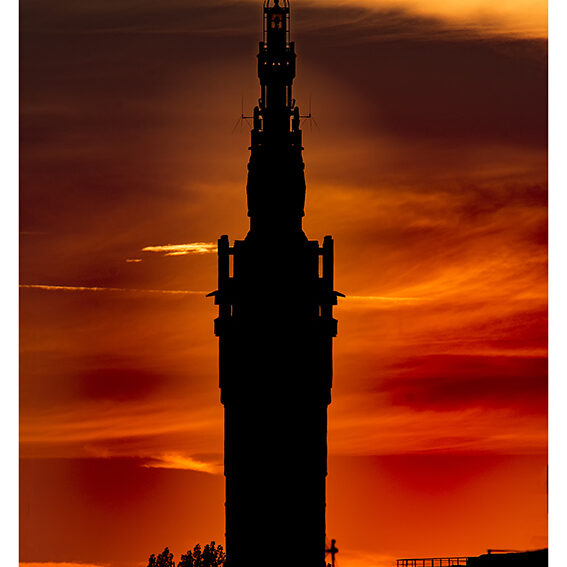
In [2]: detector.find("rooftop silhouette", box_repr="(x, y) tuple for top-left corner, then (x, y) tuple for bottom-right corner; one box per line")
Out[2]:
(396, 549), (548, 567)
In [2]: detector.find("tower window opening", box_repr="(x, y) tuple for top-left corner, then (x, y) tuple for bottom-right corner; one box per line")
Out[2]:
(229, 253), (234, 278)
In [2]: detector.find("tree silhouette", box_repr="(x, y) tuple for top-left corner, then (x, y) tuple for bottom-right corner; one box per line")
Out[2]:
(148, 547), (175, 567)
(147, 542), (225, 567)
(179, 542), (226, 567)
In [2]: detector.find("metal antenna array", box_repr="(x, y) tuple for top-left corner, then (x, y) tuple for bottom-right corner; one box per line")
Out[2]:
(300, 94), (319, 131)
(232, 96), (254, 133)
(233, 95), (317, 133)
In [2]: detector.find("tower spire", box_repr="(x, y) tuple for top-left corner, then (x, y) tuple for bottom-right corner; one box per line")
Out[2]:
(247, 0), (305, 236)
(259, 0), (293, 120)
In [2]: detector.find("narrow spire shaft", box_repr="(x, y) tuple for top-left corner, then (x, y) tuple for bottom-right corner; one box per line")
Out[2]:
(246, 0), (305, 237)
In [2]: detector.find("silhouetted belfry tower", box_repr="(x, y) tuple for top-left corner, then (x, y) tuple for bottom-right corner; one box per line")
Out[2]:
(209, 2), (342, 567)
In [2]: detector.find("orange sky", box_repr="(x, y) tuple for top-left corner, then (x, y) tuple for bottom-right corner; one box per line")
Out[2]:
(20, 0), (547, 566)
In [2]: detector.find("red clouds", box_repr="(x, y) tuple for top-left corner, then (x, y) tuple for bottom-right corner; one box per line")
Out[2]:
(381, 354), (547, 413)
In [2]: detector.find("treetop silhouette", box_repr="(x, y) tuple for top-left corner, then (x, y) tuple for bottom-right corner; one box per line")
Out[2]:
(148, 547), (174, 567)
(148, 542), (226, 567)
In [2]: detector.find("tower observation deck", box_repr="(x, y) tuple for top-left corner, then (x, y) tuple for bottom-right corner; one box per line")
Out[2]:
(209, 2), (342, 567)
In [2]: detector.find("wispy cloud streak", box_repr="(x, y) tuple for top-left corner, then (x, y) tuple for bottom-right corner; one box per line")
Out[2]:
(20, 284), (207, 295)
(329, 405), (547, 456)
(142, 453), (222, 474)
(20, 400), (219, 446)
(20, 400), (224, 473)
(345, 295), (426, 304)
(20, 563), (108, 567)
(142, 242), (216, 256)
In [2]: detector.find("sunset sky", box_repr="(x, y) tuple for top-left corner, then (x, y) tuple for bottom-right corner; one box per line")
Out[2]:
(19, 1), (548, 566)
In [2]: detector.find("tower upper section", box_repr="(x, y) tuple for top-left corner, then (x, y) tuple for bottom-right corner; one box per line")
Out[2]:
(258, 0), (295, 130)
(246, 0), (306, 237)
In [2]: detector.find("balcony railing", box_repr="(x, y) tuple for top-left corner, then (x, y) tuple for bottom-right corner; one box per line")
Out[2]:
(397, 558), (469, 567)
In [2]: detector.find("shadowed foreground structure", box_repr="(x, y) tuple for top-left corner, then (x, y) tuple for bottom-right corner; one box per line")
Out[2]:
(466, 549), (547, 566)
(209, 2), (341, 567)
(396, 549), (548, 567)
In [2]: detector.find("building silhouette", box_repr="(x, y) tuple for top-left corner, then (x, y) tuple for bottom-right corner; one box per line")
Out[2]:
(209, 2), (342, 567)
(396, 549), (548, 567)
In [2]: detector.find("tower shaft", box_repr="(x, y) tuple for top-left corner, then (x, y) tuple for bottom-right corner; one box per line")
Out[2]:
(211, 3), (340, 567)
